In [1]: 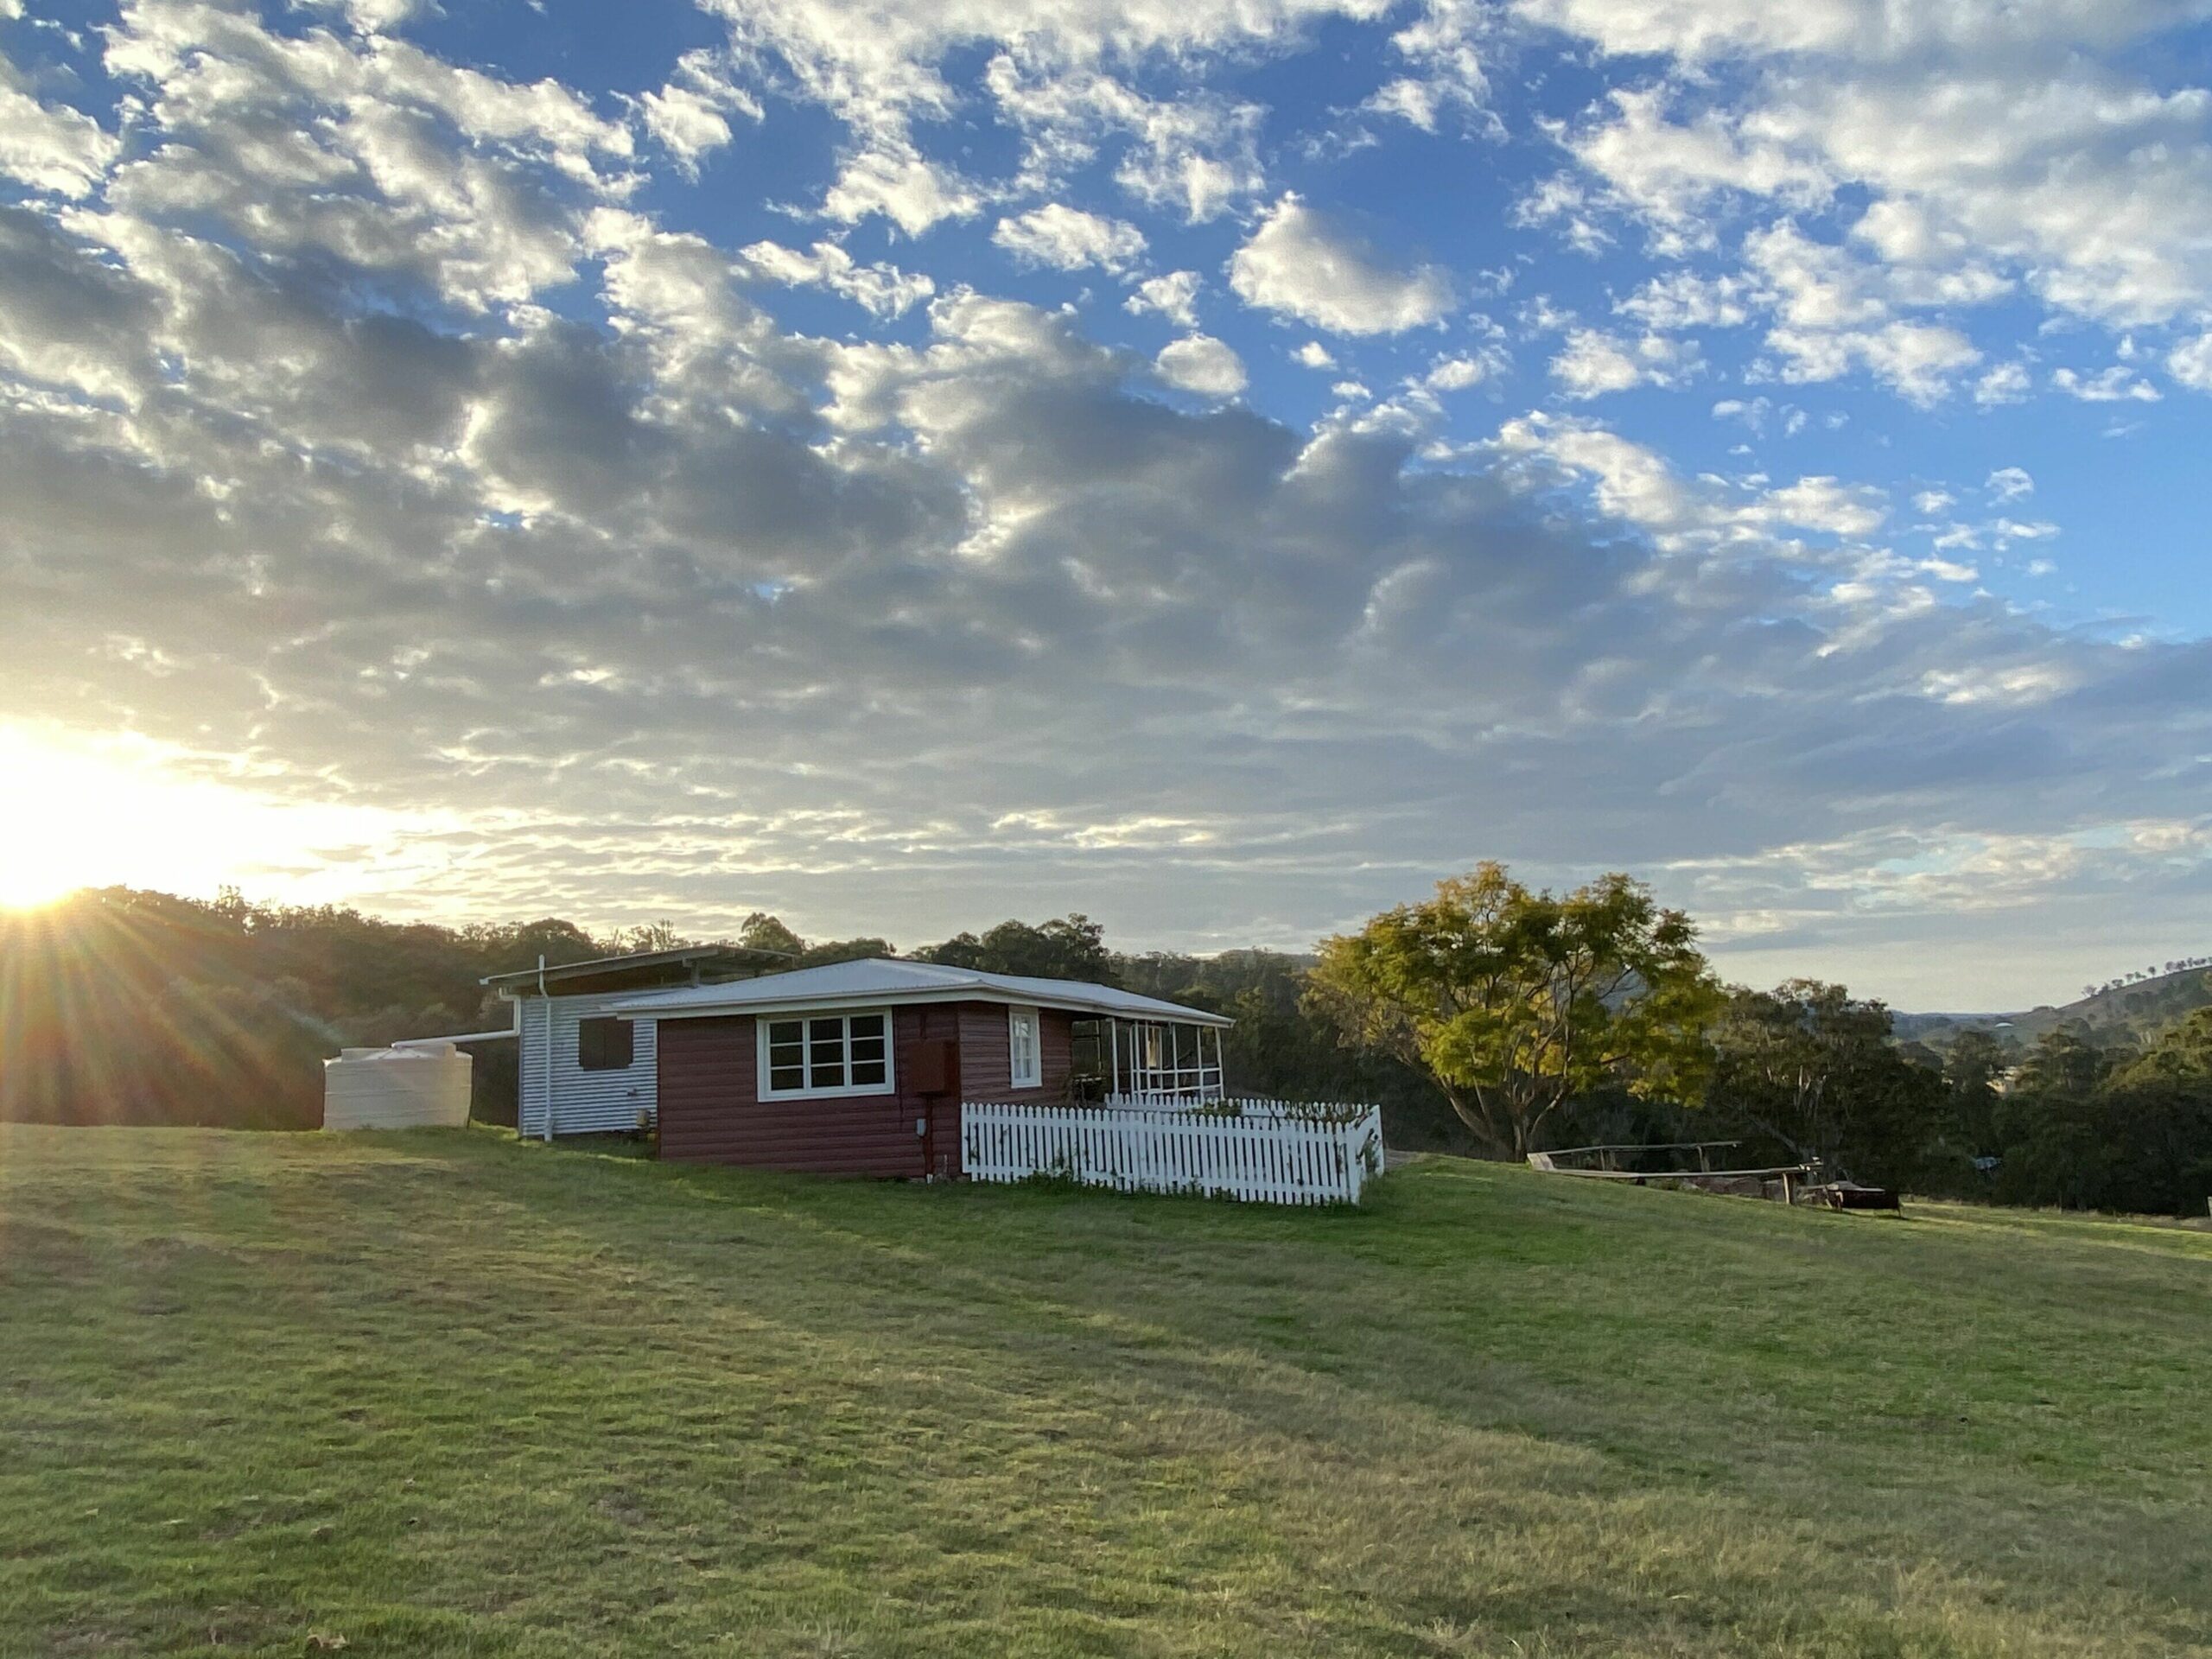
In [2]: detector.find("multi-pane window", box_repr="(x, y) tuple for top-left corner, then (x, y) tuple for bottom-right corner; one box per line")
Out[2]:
(1007, 1004), (1042, 1090)
(760, 1010), (892, 1097)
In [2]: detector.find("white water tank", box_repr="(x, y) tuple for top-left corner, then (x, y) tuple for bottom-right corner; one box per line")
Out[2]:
(322, 1043), (473, 1131)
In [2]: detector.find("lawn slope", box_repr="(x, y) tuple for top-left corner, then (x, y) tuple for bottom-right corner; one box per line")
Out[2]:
(2, 1126), (2207, 1658)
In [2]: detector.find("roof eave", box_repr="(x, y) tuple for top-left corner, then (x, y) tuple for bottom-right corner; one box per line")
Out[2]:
(480, 943), (791, 989)
(612, 984), (1234, 1027)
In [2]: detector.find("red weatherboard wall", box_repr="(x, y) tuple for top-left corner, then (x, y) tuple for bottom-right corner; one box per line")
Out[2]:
(656, 1001), (1076, 1176)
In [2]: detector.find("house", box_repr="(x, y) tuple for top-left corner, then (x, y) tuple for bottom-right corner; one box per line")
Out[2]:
(611, 957), (1233, 1177)
(481, 944), (791, 1140)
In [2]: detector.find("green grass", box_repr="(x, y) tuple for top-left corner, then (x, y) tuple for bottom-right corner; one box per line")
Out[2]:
(2, 1128), (2208, 1658)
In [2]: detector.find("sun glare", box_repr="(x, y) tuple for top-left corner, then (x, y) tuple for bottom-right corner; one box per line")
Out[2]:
(0, 726), (428, 912)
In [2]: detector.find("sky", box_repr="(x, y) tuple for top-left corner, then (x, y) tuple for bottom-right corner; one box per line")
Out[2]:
(1, 0), (2209, 1008)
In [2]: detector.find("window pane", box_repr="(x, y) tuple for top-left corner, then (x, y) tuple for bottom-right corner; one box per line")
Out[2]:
(849, 1012), (887, 1088)
(808, 1017), (845, 1088)
(578, 1016), (633, 1071)
(766, 1019), (804, 1092)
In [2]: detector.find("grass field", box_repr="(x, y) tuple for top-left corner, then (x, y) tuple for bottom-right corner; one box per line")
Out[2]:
(2, 1126), (2208, 1658)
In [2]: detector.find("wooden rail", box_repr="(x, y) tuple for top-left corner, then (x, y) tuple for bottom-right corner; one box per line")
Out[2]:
(1528, 1149), (1821, 1203)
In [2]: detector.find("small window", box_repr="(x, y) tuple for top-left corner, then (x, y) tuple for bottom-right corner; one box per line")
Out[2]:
(758, 1009), (896, 1099)
(577, 1016), (633, 1071)
(1007, 1005), (1042, 1090)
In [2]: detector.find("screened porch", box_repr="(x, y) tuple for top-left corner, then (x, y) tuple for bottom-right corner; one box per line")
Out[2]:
(1072, 1016), (1228, 1103)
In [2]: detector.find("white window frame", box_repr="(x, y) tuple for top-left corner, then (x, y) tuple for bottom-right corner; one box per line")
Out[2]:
(1007, 1004), (1043, 1090)
(756, 1007), (897, 1101)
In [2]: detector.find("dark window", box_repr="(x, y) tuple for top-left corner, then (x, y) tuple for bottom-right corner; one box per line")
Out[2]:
(766, 1019), (805, 1092)
(807, 1015), (846, 1089)
(577, 1016), (633, 1071)
(849, 1012), (887, 1086)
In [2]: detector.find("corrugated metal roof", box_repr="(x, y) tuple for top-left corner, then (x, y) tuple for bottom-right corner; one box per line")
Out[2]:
(480, 943), (791, 990)
(612, 957), (1233, 1027)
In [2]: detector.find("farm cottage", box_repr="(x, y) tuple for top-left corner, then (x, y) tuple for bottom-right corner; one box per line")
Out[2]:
(611, 957), (1233, 1178)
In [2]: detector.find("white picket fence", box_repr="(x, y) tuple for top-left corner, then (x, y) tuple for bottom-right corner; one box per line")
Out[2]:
(960, 1096), (1385, 1205)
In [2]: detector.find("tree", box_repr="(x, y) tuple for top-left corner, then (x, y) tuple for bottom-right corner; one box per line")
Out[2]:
(1990, 1026), (2212, 1215)
(2118, 1006), (2212, 1084)
(915, 915), (1115, 984)
(1305, 864), (1721, 1158)
(735, 912), (806, 957)
(1704, 981), (1947, 1186)
(1940, 1027), (2009, 1156)
(798, 935), (899, 966)
(612, 918), (689, 954)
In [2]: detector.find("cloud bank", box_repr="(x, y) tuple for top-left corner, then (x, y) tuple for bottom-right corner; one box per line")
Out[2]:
(0, 0), (2205, 1006)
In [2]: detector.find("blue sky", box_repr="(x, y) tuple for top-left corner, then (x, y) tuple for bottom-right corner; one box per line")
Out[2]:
(0, 0), (2209, 1005)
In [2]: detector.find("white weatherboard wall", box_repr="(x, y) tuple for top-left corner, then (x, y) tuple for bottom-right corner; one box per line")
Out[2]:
(518, 992), (658, 1138)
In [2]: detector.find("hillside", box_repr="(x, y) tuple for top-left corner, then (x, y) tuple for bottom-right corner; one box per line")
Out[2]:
(3, 1128), (2208, 1657)
(1900, 961), (2212, 1052)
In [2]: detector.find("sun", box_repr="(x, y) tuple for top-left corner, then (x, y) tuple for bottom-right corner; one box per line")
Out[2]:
(0, 725), (426, 910)
(0, 728), (153, 910)
(0, 866), (81, 912)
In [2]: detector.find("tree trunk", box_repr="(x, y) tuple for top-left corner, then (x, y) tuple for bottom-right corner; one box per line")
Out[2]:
(1440, 1084), (1515, 1159)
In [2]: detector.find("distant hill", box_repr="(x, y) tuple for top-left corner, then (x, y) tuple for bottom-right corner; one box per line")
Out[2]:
(1902, 962), (2212, 1053)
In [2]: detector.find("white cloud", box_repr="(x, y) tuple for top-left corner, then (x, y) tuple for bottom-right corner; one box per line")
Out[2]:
(1986, 467), (2035, 501)
(1125, 270), (1201, 327)
(993, 203), (1148, 272)
(1229, 194), (1453, 334)
(2170, 331), (2212, 391)
(1745, 475), (1887, 537)
(1974, 361), (2032, 406)
(1615, 270), (1754, 330)
(1421, 352), (1498, 392)
(1154, 333), (1248, 397)
(1912, 489), (1955, 515)
(1534, 7), (2212, 332)
(1294, 340), (1337, 369)
(821, 142), (982, 235)
(703, 0), (1357, 228)
(2051, 365), (2162, 403)
(1365, 0), (1492, 133)
(1550, 328), (1700, 397)
(1745, 223), (1980, 403)
(981, 58), (1269, 224)
(0, 84), (118, 198)
(1560, 88), (1832, 242)
(741, 238), (935, 317)
(639, 49), (761, 174)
